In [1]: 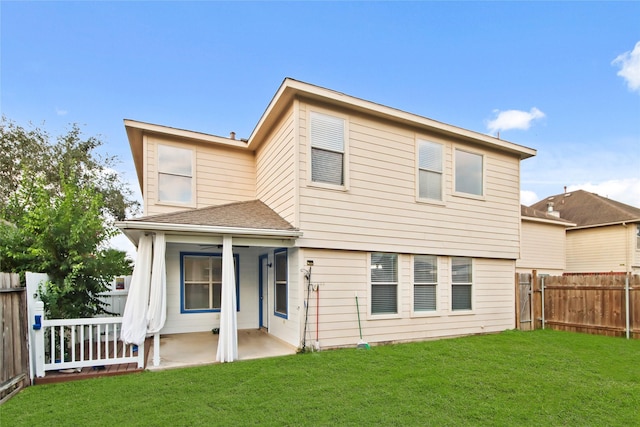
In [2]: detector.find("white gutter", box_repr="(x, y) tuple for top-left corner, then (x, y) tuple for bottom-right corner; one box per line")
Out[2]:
(522, 217), (576, 227)
(568, 220), (640, 231)
(115, 220), (303, 239)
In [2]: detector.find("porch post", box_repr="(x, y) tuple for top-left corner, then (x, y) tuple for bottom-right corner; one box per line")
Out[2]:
(216, 235), (238, 362)
(33, 301), (45, 378)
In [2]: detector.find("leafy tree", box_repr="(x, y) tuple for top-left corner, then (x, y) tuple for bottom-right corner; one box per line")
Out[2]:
(0, 117), (136, 318)
(0, 116), (139, 221)
(0, 171), (132, 317)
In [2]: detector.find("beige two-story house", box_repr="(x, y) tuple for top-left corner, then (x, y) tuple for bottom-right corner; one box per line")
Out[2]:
(117, 78), (536, 362)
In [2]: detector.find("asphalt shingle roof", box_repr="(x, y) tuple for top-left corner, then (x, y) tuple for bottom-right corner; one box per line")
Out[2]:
(530, 190), (640, 227)
(128, 200), (297, 231)
(520, 205), (574, 224)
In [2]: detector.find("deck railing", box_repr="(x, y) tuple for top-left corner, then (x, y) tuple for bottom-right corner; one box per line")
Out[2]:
(32, 301), (144, 377)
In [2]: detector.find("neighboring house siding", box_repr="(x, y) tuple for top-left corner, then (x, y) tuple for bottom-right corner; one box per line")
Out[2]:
(566, 226), (628, 273)
(144, 135), (255, 216)
(255, 105), (297, 226)
(517, 220), (566, 274)
(301, 248), (515, 348)
(296, 101), (521, 258)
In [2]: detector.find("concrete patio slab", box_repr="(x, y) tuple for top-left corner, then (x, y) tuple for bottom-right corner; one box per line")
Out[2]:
(147, 329), (297, 370)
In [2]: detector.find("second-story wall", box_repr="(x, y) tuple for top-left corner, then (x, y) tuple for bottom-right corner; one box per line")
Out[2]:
(255, 104), (297, 226)
(295, 99), (522, 259)
(143, 134), (256, 216)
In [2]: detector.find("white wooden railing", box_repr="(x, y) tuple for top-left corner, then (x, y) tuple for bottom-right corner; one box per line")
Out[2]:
(32, 301), (144, 377)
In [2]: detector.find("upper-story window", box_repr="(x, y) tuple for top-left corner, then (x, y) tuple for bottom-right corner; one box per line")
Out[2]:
(158, 144), (193, 204)
(455, 149), (483, 196)
(636, 225), (640, 250)
(418, 140), (443, 201)
(310, 111), (345, 187)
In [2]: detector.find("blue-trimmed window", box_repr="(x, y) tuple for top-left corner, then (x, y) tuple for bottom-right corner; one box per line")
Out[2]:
(180, 252), (239, 313)
(274, 249), (288, 318)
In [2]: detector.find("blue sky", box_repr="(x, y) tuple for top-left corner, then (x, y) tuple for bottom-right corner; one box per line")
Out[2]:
(2, 1), (639, 255)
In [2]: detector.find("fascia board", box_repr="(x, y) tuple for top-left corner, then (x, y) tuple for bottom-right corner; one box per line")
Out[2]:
(115, 220), (303, 239)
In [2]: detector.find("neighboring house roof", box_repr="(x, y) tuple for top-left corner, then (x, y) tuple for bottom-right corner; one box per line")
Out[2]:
(124, 78), (536, 193)
(530, 190), (640, 228)
(520, 205), (575, 226)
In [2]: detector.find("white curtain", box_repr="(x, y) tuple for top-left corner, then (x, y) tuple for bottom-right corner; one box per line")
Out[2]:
(120, 234), (153, 346)
(216, 235), (238, 362)
(147, 232), (167, 334)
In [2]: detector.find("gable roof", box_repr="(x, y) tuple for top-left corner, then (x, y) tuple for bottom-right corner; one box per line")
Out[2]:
(530, 190), (640, 228)
(520, 205), (575, 226)
(249, 78), (536, 160)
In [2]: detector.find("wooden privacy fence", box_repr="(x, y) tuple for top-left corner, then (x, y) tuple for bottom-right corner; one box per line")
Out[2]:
(0, 273), (29, 403)
(516, 272), (639, 339)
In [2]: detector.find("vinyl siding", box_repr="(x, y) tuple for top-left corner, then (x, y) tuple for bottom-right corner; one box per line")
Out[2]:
(296, 101), (521, 259)
(566, 225), (629, 273)
(517, 220), (567, 274)
(255, 105), (297, 226)
(144, 135), (255, 216)
(301, 248), (515, 349)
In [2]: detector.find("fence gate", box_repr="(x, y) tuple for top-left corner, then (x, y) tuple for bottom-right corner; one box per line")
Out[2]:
(516, 273), (533, 331)
(0, 273), (30, 403)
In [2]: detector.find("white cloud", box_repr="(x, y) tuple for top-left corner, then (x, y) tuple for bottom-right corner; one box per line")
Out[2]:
(567, 178), (640, 208)
(486, 107), (545, 134)
(55, 107), (68, 116)
(520, 190), (539, 206)
(612, 41), (640, 93)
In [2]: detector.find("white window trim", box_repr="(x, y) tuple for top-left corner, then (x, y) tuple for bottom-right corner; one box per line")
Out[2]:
(156, 142), (197, 208)
(415, 138), (446, 205)
(367, 252), (401, 320)
(306, 108), (349, 192)
(411, 254), (441, 318)
(452, 147), (485, 201)
(449, 256), (475, 315)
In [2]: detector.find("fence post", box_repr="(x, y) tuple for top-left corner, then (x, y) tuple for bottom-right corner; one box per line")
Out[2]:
(514, 273), (522, 330)
(33, 301), (45, 378)
(541, 276), (546, 330)
(625, 274), (630, 340)
(531, 270), (539, 330)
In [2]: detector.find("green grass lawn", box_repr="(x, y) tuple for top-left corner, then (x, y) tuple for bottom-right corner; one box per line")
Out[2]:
(2, 329), (639, 426)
